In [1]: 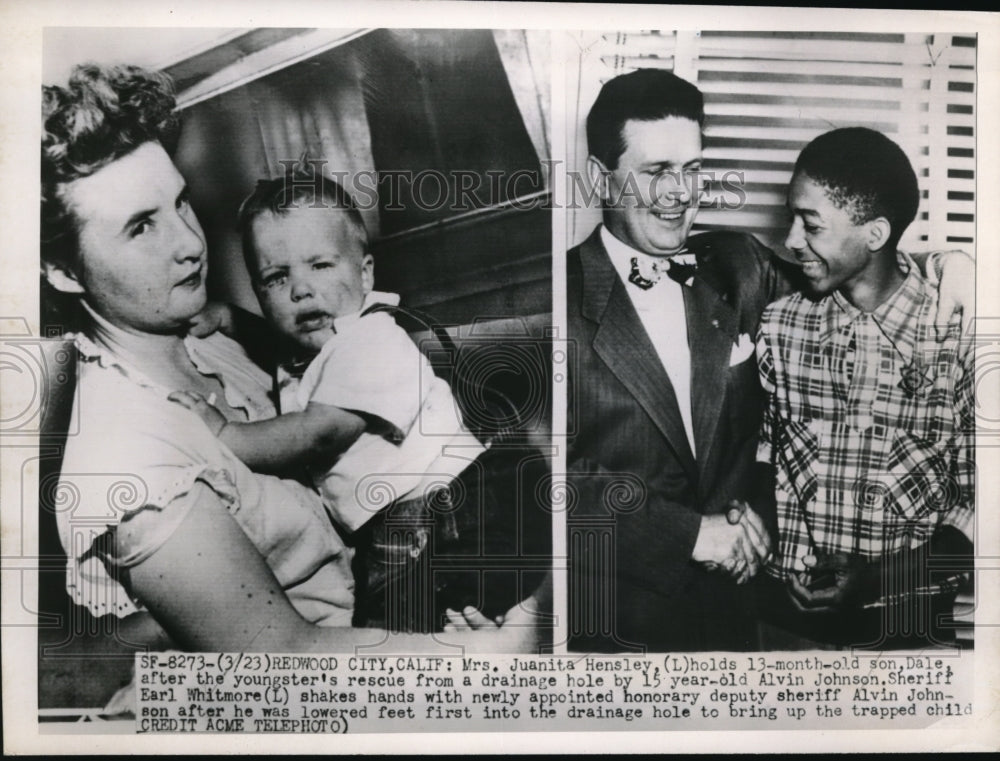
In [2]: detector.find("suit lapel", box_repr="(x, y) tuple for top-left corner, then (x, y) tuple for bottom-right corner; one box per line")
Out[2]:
(579, 230), (698, 482)
(684, 275), (739, 483)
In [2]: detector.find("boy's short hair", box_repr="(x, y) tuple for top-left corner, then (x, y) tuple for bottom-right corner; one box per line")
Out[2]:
(237, 170), (369, 276)
(586, 68), (705, 170)
(794, 127), (919, 251)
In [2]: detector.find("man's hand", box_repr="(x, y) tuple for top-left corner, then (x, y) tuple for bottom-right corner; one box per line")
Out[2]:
(692, 502), (773, 584)
(787, 552), (878, 613)
(168, 390), (229, 437)
(188, 301), (235, 338)
(930, 250), (975, 341)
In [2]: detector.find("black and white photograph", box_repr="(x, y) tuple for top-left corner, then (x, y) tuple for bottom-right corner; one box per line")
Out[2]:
(1, 0), (998, 754)
(565, 29), (980, 654)
(34, 24), (554, 724)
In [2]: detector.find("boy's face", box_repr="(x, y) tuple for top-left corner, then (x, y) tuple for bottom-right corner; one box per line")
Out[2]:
(248, 207), (373, 353)
(785, 172), (879, 297)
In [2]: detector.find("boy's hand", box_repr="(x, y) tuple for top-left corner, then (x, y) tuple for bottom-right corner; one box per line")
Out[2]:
(188, 301), (235, 338)
(693, 502), (772, 584)
(168, 390), (229, 437)
(930, 250), (975, 342)
(787, 552), (877, 613)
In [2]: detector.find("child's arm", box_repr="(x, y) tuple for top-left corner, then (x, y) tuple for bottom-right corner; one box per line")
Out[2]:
(168, 391), (365, 473)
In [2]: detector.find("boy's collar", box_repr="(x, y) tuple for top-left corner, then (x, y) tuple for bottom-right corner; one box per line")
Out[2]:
(330, 290), (400, 332)
(279, 290), (403, 383)
(823, 253), (929, 360)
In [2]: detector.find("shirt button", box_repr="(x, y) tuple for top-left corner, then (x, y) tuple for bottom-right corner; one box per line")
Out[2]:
(855, 411), (874, 430)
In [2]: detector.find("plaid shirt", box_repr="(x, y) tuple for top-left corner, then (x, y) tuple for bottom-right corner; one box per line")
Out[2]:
(756, 260), (974, 592)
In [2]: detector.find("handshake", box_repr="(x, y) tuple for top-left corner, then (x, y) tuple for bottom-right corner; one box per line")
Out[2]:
(691, 500), (773, 585)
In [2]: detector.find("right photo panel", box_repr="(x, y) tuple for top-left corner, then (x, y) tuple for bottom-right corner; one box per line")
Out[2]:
(565, 30), (977, 654)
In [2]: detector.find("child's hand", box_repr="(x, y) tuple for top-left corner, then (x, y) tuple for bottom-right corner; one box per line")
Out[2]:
(168, 390), (229, 436)
(187, 302), (234, 338)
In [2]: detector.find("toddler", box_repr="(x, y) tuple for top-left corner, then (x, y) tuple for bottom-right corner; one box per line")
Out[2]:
(172, 172), (550, 632)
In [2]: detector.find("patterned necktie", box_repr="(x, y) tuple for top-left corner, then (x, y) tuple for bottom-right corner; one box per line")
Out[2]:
(628, 253), (698, 289)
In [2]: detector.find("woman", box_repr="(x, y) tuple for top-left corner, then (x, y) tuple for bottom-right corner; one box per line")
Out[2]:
(42, 63), (540, 653)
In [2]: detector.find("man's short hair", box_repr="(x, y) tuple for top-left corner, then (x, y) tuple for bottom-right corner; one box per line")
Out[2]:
(586, 68), (705, 170)
(41, 63), (179, 272)
(237, 170), (369, 277)
(794, 127), (919, 251)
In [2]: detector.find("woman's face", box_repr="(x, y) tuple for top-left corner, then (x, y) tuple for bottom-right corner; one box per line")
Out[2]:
(51, 142), (208, 334)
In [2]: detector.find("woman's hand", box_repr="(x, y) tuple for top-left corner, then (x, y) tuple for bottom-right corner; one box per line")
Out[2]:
(443, 606), (505, 632)
(443, 598), (543, 654)
(125, 483), (547, 654)
(167, 390), (228, 436)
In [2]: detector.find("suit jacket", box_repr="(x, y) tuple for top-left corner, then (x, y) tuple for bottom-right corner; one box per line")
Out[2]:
(567, 225), (788, 652)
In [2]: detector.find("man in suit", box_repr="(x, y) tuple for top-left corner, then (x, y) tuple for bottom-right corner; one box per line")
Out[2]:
(568, 69), (781, 652)
(566, 69), (971, 653)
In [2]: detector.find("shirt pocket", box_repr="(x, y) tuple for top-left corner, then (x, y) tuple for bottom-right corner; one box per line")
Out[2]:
(884, 429), (954, 525)
(774, 417), (819, 506)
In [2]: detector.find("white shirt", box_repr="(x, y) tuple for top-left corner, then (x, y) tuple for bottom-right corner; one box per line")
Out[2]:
(60, 331), (356, 626)
(281, 291), (485, 532)
(601, 225), (697, 456)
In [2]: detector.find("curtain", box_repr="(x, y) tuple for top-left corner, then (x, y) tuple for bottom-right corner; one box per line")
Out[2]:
(493, 29), (552, 184)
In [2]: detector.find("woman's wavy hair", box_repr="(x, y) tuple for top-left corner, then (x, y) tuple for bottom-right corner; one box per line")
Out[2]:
(41, 63), (180, 274)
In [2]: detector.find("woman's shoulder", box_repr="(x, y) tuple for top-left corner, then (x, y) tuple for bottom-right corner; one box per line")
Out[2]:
(186, 332), (274, 407)
(66, 340), (239, 488)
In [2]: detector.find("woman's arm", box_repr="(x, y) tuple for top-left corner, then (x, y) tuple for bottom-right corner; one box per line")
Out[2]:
(123, 482), (540, 654)
(169, 392), (365, 474)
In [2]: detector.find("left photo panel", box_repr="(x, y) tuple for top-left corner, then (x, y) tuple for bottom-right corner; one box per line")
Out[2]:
(37, 27), (553, 723)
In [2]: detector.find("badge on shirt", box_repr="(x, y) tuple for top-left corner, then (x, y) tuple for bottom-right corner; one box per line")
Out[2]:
(898, 359), (933, 397)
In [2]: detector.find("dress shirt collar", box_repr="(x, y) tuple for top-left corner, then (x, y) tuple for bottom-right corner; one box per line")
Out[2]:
(600, 225), (689, 291)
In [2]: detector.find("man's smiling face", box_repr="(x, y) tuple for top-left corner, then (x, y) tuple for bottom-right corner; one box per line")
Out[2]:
(598, 116), (705, 257)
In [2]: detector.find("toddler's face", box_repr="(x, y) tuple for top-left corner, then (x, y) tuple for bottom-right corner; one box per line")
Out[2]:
(249, 207), (373, 353)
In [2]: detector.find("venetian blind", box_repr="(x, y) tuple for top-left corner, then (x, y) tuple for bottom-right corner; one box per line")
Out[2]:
(569, 31), (977, 257)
